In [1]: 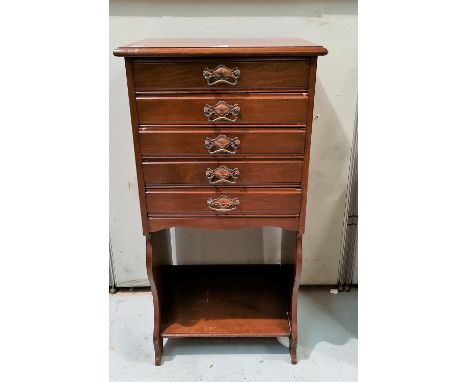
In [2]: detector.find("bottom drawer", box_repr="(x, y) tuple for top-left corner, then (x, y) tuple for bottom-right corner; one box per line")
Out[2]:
(146, 188), (302, 215)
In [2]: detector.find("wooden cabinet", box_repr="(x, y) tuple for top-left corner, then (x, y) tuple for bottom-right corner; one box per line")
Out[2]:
(114, 38), (327, 365)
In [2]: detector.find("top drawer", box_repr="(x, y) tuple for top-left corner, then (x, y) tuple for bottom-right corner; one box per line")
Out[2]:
(132, 58), (310, 92)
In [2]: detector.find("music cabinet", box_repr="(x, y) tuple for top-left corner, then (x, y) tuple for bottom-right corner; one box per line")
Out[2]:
(113, 38), (328, 365)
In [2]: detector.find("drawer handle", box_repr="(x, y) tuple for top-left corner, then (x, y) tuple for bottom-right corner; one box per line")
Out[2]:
(204, 101), (240, 122)
(205, 134), (240, 154)
(203, 64), (240, 86)
(206, 165), (240, 184)
(207, 195), (240, 212)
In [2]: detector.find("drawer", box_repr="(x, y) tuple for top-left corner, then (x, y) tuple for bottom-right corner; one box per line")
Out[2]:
(132, 59), (310, 91)
(139, 128), (306, 156)
(142, 160), (303, 186)
(145, 188), (302, 215)
(136, 94), (308, 125)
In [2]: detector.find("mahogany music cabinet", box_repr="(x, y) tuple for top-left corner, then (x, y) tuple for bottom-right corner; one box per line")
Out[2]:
(113, 38), (327, 365)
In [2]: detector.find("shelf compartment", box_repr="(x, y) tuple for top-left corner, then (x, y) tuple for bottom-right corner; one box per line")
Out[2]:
(160, 265), (290, 337)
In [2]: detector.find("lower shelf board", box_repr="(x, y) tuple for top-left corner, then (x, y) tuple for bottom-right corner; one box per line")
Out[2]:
(160, 265), (291, 337)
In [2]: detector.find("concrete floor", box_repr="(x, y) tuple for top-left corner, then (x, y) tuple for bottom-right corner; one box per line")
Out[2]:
(110, 287), (357, 382)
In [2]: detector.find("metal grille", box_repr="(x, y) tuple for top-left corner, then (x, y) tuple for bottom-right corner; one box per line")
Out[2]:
(338, 103), (358, 291)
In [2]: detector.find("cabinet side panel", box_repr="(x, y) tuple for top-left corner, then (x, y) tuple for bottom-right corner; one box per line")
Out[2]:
(125, 58), (149, 234)
(299, 56), (318, 234)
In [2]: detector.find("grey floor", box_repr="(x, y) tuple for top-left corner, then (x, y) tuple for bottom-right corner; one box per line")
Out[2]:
(110, 287), (357, 382)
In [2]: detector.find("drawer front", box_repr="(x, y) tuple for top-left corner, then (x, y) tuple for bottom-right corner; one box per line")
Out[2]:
(132, 59), (310, 91)
(139, 128), (306, 156)
(136, 94), (308, 125)
(142, 160), (303, 186)
(146, 188), (302, 215)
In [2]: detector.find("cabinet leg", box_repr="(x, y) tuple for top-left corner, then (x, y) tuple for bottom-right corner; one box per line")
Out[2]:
(289, 337), (298, 364)
(281, 230), (302, 365)
(146, 232), (170, 366)
(154, 335), (163, 366)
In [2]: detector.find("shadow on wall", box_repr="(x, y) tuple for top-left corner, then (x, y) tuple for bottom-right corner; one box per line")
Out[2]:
(301, 77), (353, 279)
(110, 0), (358, 17)
(173, 227), (282, 265)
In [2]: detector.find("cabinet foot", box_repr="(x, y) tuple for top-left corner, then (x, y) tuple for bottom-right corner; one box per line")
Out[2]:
(154, 337), (163, 366)
(289, 337), (298, 364)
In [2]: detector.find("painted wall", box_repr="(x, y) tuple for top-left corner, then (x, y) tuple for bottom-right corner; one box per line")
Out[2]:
(110, 0), (357, 286)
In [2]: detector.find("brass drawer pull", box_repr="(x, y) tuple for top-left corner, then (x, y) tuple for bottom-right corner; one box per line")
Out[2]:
(203, 64), (240, 86)
(205, 134), (240, 154)
(207, 195), (240, 212)
(206, 165), (240, 184)
(204, 101), (240, 122)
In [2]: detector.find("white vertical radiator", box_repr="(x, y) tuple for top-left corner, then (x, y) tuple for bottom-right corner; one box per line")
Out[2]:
(338, 103), (358, 290)
(109, 236), (117, 293)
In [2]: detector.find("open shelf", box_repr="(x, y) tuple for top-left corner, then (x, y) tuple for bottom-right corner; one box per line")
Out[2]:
(160, 265), (290, 337)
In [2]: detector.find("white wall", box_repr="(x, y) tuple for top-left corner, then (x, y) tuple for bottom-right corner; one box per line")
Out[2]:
(110, 0), (357, 286)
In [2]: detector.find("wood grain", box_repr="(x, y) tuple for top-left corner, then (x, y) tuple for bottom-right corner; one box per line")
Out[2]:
(136, 94), (308, 125)
(113, 38), (328, 57)
(146, 230), (173, 365)
(124, 58), (149, 234)
(116, 37), (327, 365)
(139, 128), (306, 157)
(298, 56), (318, 234)
(145, 188), (302, 215)
(132, 59), (310, 92)
(142, 160), (303, 186)
(160, 265), (290, 337)
(147, 216), (299, 232)
(281, 229), (302, 364)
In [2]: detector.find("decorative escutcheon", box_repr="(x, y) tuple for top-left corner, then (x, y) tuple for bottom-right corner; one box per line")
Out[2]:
(206, 165), (240, 184)
(203, 64), (241, 86)
(207, 195), (240, 212)
(203, 101), (240, 122)
(205, 134), (240, 154)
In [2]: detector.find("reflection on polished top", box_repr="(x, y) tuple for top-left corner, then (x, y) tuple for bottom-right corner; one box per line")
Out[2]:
(114, 37), (328, 56)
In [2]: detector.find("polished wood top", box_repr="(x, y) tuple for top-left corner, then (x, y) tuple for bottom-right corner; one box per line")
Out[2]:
(113, 38), (328, 57)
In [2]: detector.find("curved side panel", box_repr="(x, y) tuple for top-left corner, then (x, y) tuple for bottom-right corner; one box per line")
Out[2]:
(290, 233), (302, 364)
(281, 229), (302, 364)
(146, 231), (172, 365)
(146, 236), (162, 365)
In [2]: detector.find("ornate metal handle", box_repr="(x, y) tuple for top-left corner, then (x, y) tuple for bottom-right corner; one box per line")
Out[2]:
(204, 101), (240, 122)
(203, 65), (240, 86)
(207, 195), (240, 212)
(206, 165), (240, 184)
(205, 134), (240, 154)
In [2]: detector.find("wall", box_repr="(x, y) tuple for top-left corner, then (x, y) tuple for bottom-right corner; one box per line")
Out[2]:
(110, 0), (357, 286)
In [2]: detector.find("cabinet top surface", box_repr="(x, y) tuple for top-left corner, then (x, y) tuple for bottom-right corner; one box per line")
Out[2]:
(113, 38), (328, 57)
